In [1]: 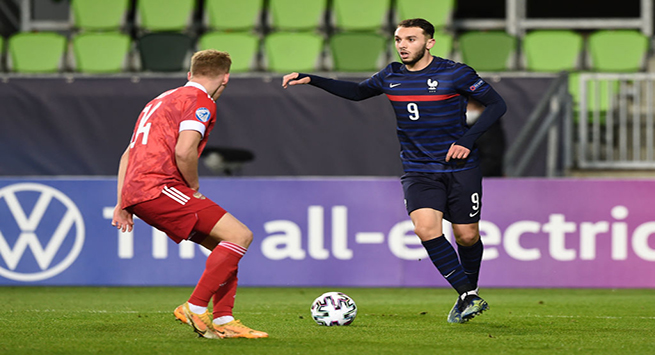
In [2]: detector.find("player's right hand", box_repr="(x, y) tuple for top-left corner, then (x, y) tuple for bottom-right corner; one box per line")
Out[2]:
(445, 143), (470, 162)
(282, 73), (310, 88)
(111, 205), (134, 233)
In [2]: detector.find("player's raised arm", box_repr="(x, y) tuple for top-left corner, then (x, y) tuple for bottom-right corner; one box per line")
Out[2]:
(281, 72), (381, 101)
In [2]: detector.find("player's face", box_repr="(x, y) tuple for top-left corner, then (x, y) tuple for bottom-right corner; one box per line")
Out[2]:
(394, 26), (434, 66)
(209, 73), (230, 100)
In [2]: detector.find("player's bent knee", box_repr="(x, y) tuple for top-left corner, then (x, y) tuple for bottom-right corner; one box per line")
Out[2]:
(453, 229), (479, 246)
(233, 228), (253, 248)
(413, 225), (442, 241)
(209, 213), (254, 248)
(455, 234), (478, 246)
(452, 223), (479, 246)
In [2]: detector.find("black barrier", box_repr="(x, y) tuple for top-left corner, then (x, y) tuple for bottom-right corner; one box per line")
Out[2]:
(0, 75), (553, 176)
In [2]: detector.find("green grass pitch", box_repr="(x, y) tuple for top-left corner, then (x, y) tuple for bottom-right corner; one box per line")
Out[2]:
(1, 287), (654, 354)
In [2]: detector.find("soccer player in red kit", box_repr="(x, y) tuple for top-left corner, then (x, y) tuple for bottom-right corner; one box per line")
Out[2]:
(111, 49), (267, 339)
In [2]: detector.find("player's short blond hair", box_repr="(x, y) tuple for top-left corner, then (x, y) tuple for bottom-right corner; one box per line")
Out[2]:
(190, 49), (232, 77)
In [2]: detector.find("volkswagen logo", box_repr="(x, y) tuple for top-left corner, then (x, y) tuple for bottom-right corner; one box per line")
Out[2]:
(0, 183), (85, 282)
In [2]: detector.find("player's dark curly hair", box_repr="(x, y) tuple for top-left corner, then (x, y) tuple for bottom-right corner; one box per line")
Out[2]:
(397, 18), (435, 38)
(190, 49), (232, 77)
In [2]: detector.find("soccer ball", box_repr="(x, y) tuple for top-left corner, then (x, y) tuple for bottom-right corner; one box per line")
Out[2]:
(310, 291), (357, 326)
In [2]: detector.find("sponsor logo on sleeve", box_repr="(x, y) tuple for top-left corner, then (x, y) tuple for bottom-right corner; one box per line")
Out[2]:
(469, 79), (485, 91)
(195, 107), (210, 122)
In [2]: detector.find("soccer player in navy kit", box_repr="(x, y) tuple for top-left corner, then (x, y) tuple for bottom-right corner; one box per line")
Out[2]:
(282, 18), (507, 323)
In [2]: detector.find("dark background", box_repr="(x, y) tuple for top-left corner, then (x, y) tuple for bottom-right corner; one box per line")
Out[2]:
(455, 0), (641, 18)
(0, 76), (553, 177)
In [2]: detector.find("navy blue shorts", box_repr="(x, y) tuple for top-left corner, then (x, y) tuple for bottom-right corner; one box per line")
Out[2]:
(400, 167), (482, 224)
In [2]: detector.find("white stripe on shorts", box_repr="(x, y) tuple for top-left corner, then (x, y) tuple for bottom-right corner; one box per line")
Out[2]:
(168, 186), (190, 202)
(162, 186), (190, 205)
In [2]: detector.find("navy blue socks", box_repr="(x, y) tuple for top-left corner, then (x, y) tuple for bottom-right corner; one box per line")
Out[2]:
(422, 236), (473, 295)
(457, 238), (483, 289)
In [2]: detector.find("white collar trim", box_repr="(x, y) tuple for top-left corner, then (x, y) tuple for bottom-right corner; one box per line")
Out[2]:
(185, 81), (208, 94)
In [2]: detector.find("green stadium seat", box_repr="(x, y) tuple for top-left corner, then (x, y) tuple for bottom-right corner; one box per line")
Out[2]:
(572, 31), (648, 124)
(588, 30), (649, 72)
(71, 0), (129, 31)
(396, 0), (455, 30)
(204, 0), (263, 32)
(458, 31), (515, 71)
(8, 32), (67, 73)
(138, 33), (193, 72)
(523, 30), (583, 72)
(263, 32), (323, 72)
(329, 32), (386, 72)
(268, 0), (327, 31)
(332, 0), (390, 32)
(71, 32), (131, 73)
(137, 0), (195, 32)
(431, 32), (454, 59)
(0, 36), (4, 72)
(198, 32), (259, 72)
(569, 72), (620, 125)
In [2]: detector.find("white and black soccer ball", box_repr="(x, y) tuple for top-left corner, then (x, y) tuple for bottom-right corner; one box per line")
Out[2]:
(310, 291), (357, 326)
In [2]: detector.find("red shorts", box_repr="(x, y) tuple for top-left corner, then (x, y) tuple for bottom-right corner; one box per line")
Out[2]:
(127, 184), (227, 244)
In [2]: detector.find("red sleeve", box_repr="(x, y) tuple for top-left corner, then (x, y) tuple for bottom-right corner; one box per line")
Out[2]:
(179, 90), (217, 138)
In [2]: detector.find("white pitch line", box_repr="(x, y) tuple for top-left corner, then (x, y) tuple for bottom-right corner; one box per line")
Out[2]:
(9, 309), (168, 314)
(9, 310), (655, 320)
(515, 314), (655, 320)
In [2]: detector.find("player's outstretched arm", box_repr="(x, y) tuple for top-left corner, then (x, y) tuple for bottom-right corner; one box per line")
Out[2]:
(282, 72), (311, 88)
(112, 146), (134, 232)
(282, 72), (380, 101)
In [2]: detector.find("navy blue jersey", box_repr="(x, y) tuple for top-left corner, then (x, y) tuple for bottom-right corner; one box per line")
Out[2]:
(301, 56), (506, 174)
(364, 57), (491, 173)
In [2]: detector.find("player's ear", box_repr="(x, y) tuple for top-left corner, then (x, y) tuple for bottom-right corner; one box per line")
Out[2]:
(187, 72), (192, 80)
(223, 73), (230, 85)
(426, 37), (436, 50)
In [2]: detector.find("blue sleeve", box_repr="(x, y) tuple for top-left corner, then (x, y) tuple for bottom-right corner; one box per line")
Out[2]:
(456, 88), (507, 150)
(452, 65), (507, 149)
(296, 73), (383, 101)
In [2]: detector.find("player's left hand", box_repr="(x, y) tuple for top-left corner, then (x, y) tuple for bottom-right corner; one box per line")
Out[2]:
(282, 73), (310, 88)
(111, 205), (134, 233)
(445, 143), (470, 162)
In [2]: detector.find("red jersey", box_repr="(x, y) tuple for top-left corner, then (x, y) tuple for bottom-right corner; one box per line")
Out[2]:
(121, 82), (216, 208)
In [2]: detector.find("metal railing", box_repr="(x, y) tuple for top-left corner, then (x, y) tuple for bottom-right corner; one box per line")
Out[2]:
(504, 72), (572, 177)
(454, 0), (653, 37)
(506, 0), (653, 37)
(577, 73), (655, 169)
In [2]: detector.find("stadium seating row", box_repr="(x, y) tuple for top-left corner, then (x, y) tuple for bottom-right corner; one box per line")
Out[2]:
(0, 30), (383, 73)
(0, 29), (649, 74)
(0, 0), (458, 73)
(65, 0), (455, 34)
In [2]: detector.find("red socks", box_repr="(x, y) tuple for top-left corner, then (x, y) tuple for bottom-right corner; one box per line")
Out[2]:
(188, 241), (246, 315)
(212, 273), (238, 318)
